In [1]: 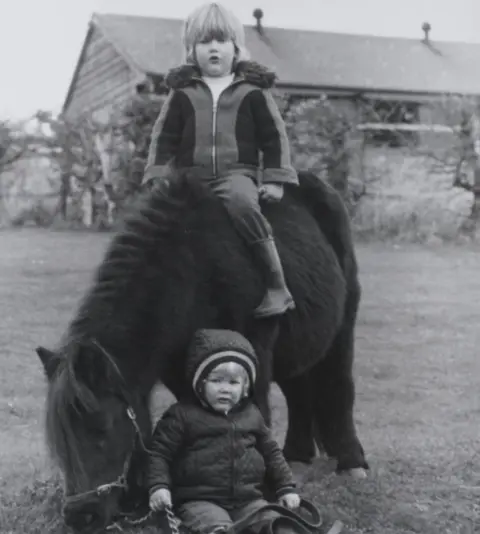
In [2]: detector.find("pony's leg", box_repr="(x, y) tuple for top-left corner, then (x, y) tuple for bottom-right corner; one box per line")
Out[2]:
(245, 317), (280, 427)
(309, 287), (369, 473)
(157, 350), (190, 400)
(276, 373), (316, 464)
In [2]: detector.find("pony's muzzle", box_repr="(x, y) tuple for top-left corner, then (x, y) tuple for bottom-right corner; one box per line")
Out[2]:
(63, 501), (100, 531)
(63, 491), (120, 532)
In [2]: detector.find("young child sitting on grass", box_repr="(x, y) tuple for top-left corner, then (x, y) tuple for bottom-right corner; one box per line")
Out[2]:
(147, 328), (300, 534)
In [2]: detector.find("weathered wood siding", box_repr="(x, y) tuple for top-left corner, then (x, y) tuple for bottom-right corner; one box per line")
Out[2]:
(64, 25), (137, 120)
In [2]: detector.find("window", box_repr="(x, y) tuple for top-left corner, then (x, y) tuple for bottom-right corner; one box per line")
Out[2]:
(362, 100), (420, 147)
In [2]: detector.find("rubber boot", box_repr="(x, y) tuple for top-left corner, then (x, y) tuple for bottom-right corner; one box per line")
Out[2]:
(251, 238), (295, 318)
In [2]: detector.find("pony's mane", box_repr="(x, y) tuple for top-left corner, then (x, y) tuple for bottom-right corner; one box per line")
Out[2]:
(45, 174), (218, 477)
(63, 173), (215, 347)
(45, 346), (102, 483)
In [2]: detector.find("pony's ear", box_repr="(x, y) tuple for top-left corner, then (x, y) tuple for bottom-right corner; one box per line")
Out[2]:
(36, 346), (61, 380)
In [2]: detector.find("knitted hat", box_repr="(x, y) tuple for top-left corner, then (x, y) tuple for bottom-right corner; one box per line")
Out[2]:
(186, 329), (258, 400)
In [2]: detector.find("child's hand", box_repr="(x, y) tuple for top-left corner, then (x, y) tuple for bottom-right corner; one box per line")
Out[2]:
(278, 492), (301, 509)
(260, 184), (284, 202)
(149, 488), (172, 511)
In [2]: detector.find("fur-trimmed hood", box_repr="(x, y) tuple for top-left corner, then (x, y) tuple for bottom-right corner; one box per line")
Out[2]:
(165, 60), (277, 90)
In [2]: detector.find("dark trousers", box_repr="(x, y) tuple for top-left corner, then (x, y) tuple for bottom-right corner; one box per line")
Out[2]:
(154, 169), (294, 315)
(176, 498), (281, 534)
(208, 174), (273, 244)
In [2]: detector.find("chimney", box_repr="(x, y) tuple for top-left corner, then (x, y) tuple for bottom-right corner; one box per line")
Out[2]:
(253, 8), (264, 34)
(422, 22), (431, 43)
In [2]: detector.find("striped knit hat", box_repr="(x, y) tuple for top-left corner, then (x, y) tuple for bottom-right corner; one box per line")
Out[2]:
(186, 329), (258, 401)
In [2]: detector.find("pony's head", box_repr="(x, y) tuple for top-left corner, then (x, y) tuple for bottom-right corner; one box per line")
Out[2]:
(36, 340), (150, 532)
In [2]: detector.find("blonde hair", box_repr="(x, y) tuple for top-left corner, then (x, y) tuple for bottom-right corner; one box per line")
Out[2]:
(207, 361), (251, 397)
(182, 2), (250, 65)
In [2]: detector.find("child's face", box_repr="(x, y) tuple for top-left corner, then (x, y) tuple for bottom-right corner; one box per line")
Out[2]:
(203, 362), (248, 413)
(195, 38), (235, 77)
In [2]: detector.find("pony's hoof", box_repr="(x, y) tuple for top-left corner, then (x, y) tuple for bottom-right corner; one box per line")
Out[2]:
(343, 467), (368, 479)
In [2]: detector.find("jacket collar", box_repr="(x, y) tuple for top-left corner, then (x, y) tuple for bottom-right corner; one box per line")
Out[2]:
(165, 60), (277, 90)
(200, 396), (252, 417)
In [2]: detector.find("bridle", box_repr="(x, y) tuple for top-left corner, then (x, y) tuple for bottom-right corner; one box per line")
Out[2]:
(62, 340), (167, 532)
(63, 405), (146, 507)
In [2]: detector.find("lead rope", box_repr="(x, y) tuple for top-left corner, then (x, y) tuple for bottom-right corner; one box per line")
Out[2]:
(106, 505), (180, 533)
(165, 505), (181, 534)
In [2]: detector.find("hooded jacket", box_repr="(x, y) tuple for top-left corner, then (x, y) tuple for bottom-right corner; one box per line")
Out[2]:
(143, 61), (299, 188)
(147, 329), (295, 510)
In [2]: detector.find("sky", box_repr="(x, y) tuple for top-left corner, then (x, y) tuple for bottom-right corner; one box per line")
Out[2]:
(1, 0), (479, 120)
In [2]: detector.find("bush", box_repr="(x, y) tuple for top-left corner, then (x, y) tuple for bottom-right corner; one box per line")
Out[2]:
(28, 91), (478, 243)
(10, 201), (55, 228)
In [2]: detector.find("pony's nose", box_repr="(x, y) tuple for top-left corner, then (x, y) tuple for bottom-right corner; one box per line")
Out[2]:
(63, 492), (120, 531)
(63, 501), (105, 531)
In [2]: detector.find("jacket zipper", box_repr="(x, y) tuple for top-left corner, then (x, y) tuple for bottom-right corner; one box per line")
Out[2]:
(212, 104), (217, 176)
(230, 418), (236, 500)
(193, 77), (242, 178)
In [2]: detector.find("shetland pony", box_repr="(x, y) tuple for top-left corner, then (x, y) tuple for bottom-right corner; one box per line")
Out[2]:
(37, 170), (367, 531)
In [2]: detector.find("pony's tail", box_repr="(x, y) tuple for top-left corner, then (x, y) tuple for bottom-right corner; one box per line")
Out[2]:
(296, 171), (354, 276)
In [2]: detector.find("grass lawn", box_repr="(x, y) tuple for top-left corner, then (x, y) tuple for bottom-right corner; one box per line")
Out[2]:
(0, 228), (478, 534)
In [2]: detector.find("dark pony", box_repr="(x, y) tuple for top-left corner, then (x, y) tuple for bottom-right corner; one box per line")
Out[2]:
(37, 170), (368, 531)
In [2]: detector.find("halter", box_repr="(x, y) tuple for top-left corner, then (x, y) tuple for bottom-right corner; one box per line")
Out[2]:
(63, 406), (145, 507)
(62, 340), (160, 531)
(64, 400), (177, 533)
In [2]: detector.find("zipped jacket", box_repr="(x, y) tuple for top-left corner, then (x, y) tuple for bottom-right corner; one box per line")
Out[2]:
(146, 328), (296, 510)
(146, 401), (296, 510)
(143, 61), (298, 187)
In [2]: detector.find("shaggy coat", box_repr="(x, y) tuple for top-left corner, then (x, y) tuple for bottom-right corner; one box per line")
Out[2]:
(143, 61), (298, 187)
(37, 170), (368, 530)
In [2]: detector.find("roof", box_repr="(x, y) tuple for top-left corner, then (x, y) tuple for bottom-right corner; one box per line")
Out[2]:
(79, 12), (480, 99)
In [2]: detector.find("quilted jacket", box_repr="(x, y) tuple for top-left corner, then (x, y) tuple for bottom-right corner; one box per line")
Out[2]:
(147, 329), (295, 509)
